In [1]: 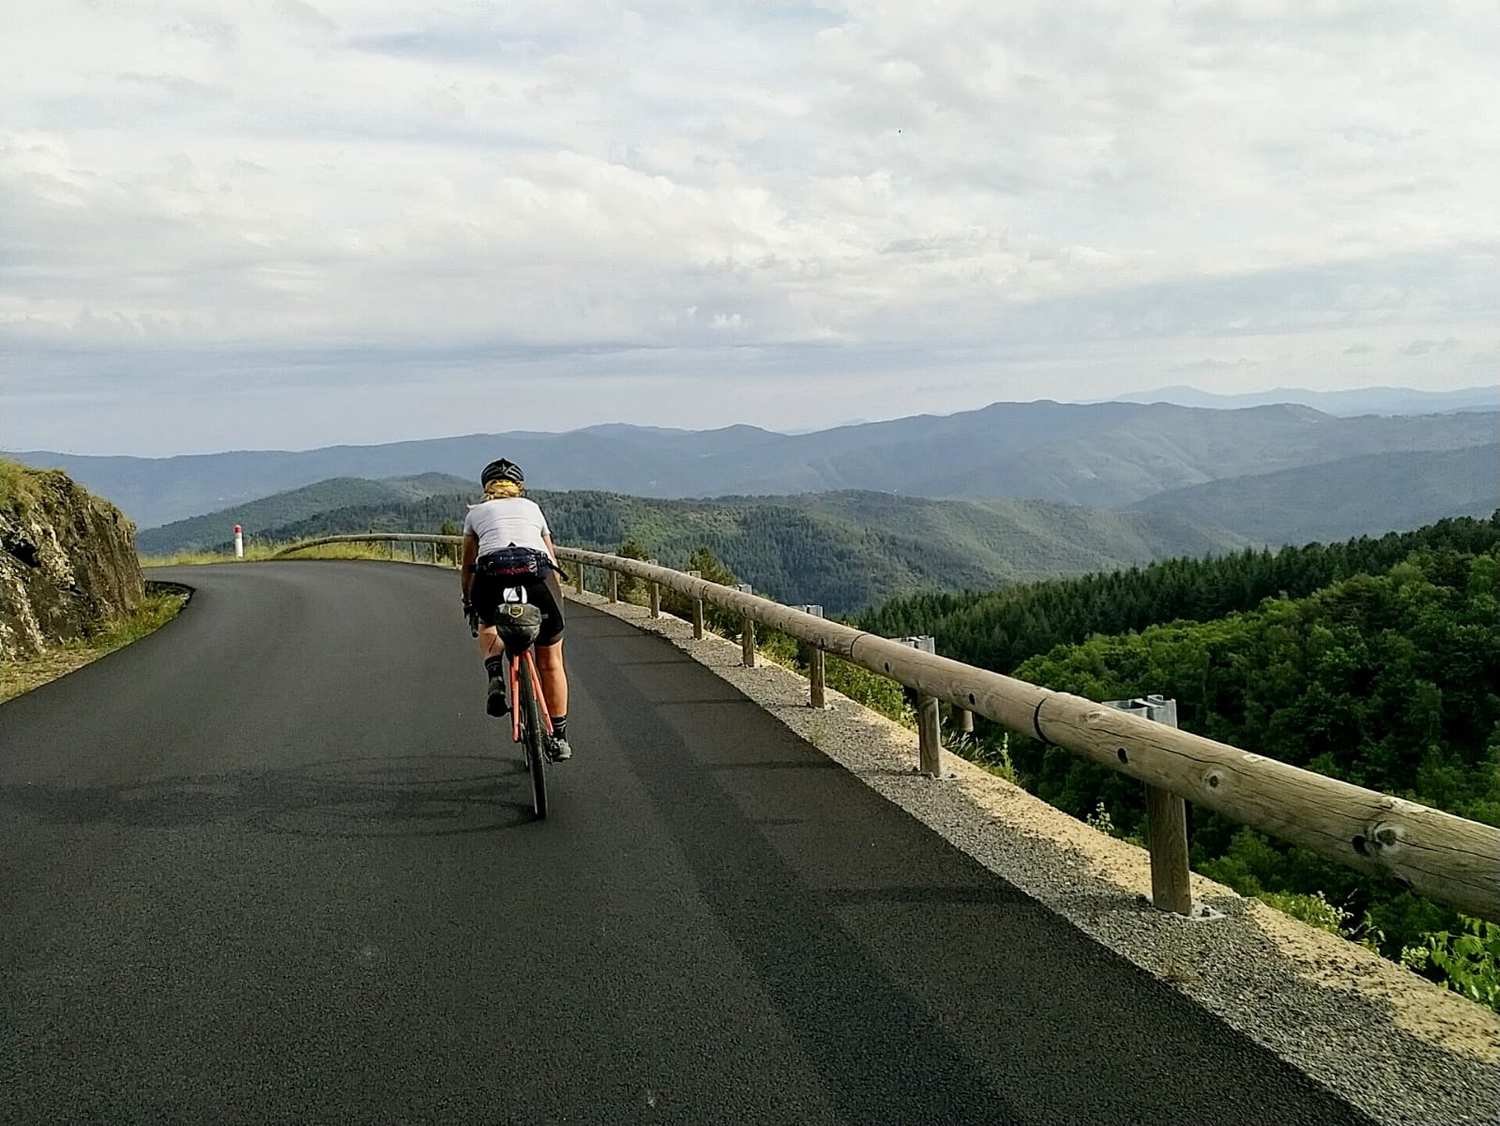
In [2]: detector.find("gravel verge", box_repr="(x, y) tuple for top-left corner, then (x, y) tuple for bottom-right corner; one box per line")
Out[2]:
(567, 589), (1500, 1126)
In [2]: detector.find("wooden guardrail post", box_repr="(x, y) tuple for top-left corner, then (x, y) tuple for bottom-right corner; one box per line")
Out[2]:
(1106, 696), (1193, 916)
(608, 569), (619, 603)
(735, 584), (755, 666)
(798, 605), (826, 708)
(687, 571), (705, 639)
(648, 559), (661, 618)
(899, 636), (943, 776)
(575, 562), (585, 594)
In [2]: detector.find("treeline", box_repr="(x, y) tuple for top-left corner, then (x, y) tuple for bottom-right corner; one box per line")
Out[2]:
(858, 514), (1500, 672)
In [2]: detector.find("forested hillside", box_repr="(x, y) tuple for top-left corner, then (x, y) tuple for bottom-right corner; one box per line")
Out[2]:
(203, 487), (1238, 613)
(1010, 540), (1500, 1005)
(859, 515), (1500, 671)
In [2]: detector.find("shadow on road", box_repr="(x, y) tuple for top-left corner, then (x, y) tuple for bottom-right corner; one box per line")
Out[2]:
(0, 754), (535, 837)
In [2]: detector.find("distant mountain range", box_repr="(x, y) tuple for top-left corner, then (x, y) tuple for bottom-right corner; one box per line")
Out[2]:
(1110, 384), (1500, 416)
(1131, 443), (1500, 546)
(142, 485), (1244, 613)
(13, 398), (1498, 529)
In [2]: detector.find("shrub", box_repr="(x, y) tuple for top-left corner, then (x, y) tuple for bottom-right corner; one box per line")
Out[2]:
(1419, 917), (1500, 1011)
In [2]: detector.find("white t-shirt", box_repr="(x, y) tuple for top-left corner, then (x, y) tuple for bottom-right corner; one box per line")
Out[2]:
(463, 497), (552, 557)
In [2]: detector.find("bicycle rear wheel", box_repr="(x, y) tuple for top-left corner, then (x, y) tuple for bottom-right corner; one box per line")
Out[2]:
(518, 655), (548, 820)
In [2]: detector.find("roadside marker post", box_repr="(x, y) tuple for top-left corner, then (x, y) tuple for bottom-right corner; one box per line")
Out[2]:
(233, 524), (244, 559)
(1103, 695), (1202, 918)
(797, 605), (827, 708)
(687, 571), (705, 639)
(735, 584), (756, 666)
(898, 636), (943, 777)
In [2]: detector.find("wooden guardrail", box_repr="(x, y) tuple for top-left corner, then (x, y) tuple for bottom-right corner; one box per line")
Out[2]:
(272, 532), (462, 562)
(271, 533), (1500, 922)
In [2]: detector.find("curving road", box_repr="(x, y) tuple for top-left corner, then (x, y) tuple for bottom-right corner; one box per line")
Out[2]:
(0, 562), (1373, 1124)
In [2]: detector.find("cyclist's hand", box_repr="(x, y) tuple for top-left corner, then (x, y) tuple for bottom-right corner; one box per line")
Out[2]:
(462, 598), (478, 636)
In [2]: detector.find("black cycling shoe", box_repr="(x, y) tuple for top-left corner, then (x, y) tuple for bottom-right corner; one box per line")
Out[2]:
(548, 735), (573, 762)
(486, 677), (509, 717)
(484, 657), (509, 717)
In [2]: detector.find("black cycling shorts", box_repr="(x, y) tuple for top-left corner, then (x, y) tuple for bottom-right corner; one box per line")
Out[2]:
(472, 568), (565, 647)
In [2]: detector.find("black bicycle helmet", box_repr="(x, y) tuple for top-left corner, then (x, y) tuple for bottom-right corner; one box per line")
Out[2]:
(481, 458), (525, 486)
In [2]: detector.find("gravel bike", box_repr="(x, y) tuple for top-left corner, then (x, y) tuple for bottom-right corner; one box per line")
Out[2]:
(492, 598), (555, 819)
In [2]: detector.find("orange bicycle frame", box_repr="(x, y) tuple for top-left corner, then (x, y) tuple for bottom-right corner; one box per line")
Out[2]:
(509, 649), (555, 744)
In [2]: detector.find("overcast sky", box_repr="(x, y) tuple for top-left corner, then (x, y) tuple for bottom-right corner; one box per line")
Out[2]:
(3, 1), (1498, 455)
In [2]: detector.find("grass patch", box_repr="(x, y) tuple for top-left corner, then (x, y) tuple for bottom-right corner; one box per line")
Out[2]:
(0, 586), (189, 704)
(0, 458), (46, 511)
(140, 544), (281, 566)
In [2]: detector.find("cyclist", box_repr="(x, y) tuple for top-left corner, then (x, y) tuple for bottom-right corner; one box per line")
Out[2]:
(460, 458), (572, 761)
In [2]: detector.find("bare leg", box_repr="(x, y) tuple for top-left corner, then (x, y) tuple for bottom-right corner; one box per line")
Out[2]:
(477, 626), (502, 659)
(535, 639), (569, 718)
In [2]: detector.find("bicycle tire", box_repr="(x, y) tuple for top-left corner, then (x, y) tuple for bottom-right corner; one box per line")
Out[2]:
(519, 656), (548, 820)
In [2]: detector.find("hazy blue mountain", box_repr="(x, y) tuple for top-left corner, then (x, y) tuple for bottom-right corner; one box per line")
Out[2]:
(911, 403), (1496, 506)
(13, 398), (1497, 528)
(1110, 383), (1500, 416)
(1130, 443), (1500, 545)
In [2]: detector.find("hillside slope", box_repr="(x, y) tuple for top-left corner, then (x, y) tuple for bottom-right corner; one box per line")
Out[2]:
(207, 485), (1242, 613)
(1130, 443), (1500, 545)
(17, 400), (1497, 528)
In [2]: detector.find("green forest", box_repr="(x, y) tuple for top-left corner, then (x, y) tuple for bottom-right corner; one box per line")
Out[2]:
(858, 516), (1500, 673)
(860, 514), (1500, 1009)
(232, 486), (1237, 613)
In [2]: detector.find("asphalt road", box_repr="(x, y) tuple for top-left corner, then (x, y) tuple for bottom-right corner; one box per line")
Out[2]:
(0, 562), (1375, 1125)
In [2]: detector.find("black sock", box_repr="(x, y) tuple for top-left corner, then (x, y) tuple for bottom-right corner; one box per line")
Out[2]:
(485, 655), (505, 678)
(552, 714), (568, 739)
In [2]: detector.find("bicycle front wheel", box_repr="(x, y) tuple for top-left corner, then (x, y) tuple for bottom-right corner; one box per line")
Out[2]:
(519, 657), (548, 820)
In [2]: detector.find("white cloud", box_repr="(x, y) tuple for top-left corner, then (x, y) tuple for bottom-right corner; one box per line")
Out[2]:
(2, 0), (1499, 452)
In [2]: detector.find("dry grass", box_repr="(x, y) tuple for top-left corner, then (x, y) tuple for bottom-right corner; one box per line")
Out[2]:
(0, 458), (46, 511)
(0, 588), (189, 704)
(140, 542), (452, 567)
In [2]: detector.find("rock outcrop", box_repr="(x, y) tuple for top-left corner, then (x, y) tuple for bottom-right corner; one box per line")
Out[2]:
(0, 463), (145, 661)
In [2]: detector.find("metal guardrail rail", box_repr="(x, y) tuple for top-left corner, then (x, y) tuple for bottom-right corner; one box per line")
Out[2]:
(272, 533), (1500, 922)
